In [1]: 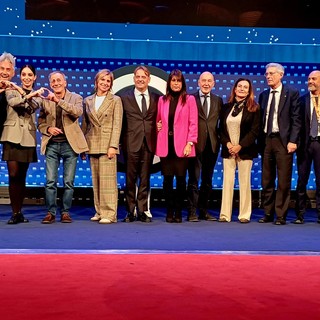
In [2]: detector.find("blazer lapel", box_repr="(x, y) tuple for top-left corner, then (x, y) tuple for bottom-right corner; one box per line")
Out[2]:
(278, 87), (288, 115)
(196, 92), (207, 119)
(207, 93), (218, 119)
(129, 90), (142, 115)
(96, 94), (112, 120)
(306, 95), (311, 124)
(86, 95), (100, 125)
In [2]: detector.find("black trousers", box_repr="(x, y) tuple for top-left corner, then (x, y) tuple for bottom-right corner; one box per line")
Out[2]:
(124, 140), (153, 214)
(296, 139), (320, 216)
(187, 138), (218, 213)
(262, 135), (293, 219)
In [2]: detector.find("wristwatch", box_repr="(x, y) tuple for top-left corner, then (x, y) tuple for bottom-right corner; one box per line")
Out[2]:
(187, 142), (194, 146)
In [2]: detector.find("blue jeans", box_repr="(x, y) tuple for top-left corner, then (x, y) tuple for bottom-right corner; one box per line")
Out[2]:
(45, 141), (78, 215)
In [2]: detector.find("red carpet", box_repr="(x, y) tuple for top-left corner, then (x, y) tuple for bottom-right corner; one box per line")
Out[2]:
(1, 254), (319, 320)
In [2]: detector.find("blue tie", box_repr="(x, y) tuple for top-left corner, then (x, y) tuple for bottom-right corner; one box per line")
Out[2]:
(310, 97), (319, 138)
(267, 91), (276, 135)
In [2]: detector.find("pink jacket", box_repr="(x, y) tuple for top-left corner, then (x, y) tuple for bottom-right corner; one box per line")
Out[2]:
(156, 95), (198, 157)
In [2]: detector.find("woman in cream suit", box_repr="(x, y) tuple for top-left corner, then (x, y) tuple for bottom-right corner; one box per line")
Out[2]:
(156, 69), (198, 223)
(219, 78), (260, 223)
(1, 64), (43, 224)
(82, 69), (123, 224)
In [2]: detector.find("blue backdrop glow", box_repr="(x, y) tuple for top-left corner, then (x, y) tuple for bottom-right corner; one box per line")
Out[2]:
(0, 0), (319, 190)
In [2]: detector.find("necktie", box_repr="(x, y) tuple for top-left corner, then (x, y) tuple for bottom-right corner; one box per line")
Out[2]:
(141, 94), (147, 116)
(202, 95), (208, 118)
(267, 90), (276, 135)
(310, 96), (319, 138)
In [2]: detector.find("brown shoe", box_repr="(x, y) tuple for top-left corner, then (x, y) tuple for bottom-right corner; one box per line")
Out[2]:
(42, 212), (55, 224)
(61, 212), (72, 223)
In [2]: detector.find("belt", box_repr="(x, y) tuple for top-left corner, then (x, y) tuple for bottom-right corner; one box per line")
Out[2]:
(168, 131), (173, 136)
(268, 132), (280, 138)
(310, 136), (320, 142)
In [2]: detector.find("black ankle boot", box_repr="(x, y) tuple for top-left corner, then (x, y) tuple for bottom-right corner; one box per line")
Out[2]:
(166, 209), (174, 223)
(174, 211), (182, 223)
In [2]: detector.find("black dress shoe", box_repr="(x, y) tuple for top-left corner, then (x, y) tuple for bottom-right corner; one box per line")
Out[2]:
(198, 210), (217, 221)
(7, 214), (19, 224)
(17, 212), (29, 223)
(274, 218), (286, 225)
(187, 213), (199, 222)
(166, 209), (174, 223)
(137, 212), (151, 223)
(174, 212), (182, 223)
(258, 215), (274, 223)
(123, 213), (135, 222)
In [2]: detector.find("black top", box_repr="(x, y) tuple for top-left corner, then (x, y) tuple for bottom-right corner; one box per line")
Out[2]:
(51, 102), (67, 143)
(0, 91), (8, 138)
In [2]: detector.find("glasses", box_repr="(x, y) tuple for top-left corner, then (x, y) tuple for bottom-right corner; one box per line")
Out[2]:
(264, 72), (278, 77)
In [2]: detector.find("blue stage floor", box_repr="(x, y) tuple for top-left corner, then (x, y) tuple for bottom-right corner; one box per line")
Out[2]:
(0, 205), (319, 254)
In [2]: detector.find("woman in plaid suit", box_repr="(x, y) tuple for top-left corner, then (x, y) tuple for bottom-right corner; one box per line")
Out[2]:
(82, 69), (123, 224)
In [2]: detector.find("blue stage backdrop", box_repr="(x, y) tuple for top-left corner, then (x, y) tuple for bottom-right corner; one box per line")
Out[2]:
(0, 57), (318, 191)
(0, 0), (319, 191)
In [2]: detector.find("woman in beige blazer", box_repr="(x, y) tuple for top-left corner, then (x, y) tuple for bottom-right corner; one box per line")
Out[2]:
(1, 64), (43, 224)
(82, 69), (123, 224)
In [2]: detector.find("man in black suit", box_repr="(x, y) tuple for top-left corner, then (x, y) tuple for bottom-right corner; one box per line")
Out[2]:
(295, 70), (320, 224)
(258, 63), (301, 225)
(187, 71), (223, 222)
(120, 66), (160, 223)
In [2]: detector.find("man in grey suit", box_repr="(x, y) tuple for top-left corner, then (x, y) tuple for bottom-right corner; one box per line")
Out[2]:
(38, 71), (88, 224)
(120, 66), (160, 223)
(187, 71), (223, 222)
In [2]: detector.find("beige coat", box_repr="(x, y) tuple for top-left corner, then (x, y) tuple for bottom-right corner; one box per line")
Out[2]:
(1, 89), (40, 147)
(82, 92), (123, 154)
(38, 89), (88, 154)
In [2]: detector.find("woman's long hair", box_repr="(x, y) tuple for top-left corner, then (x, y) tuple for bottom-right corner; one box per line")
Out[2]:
(164, 69), (187, 105)
(20, 64), (36, 88)
(228, 77), (259, 112)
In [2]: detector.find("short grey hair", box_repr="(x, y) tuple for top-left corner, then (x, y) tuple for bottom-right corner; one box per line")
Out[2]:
(265, 63), (285, 75)
(48, 71), (67, 81)
(0, 52), (16, 68)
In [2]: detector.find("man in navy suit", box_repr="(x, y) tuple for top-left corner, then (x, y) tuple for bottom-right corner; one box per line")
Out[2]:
(258, 63), (301, 225)
(187, 71), (222, 222)
(120, 66), (160, 223)
(295, 70), (320, 224)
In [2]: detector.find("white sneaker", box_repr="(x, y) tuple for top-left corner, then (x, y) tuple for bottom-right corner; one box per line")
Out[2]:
(90, 213), (100, 221)
(99, 218), (112, 224)
(144, 210), (152, 218)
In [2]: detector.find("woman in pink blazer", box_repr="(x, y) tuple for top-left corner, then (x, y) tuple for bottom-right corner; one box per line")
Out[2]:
(156, 69), (198, 223)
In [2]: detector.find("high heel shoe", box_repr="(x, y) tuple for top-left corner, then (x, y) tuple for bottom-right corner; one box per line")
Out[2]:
(17, 212), (29, 223)
(8, 213), (19, 224)
(7, 212), (29, 224)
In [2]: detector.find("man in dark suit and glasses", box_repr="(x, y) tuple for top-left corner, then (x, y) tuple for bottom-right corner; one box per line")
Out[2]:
(120, 66), (160, 223)
(187, 71), (223, 222)
(295, 70), (320, 224)
(258, 62), (301, 225)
